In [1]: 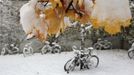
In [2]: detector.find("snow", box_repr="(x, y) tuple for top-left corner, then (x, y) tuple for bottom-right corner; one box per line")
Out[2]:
(0, 50), (134, 75)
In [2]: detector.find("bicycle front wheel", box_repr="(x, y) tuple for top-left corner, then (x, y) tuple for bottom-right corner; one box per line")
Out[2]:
(128, 50), (134, 59)
(64, 58), (75, 73)
(1, 48), (6, 55)
(23, 48), (33, 57)
(93, 43), (101, 50)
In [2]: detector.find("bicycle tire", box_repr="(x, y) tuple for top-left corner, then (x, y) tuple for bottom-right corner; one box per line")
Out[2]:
(41, 49), (48, 54)
(86, 55), (99, 68)
(23, 49), (28, 57)
(23, 48), (33, 57)
(128, 50), (134, 59)
(64, 58), (75, 73)
(104, 42), (112, 49)
(93, 43), (101, 50)
(41, 46), (51, 54)
(53, 48), (61, 54)
(1, 48), (6, 55)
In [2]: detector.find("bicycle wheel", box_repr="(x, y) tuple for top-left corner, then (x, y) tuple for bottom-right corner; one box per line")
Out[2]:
(93, 43), (101, 50)
(41, 46), (51, 54)
(86, 55), (99, 68)
(23, 48), (32, 57)
(23, 49), (28, 57)
(128, 50), (134, 59)
(105, 42), (112, 50)
(12, 47), (19, 54)
(41, 49), (48, 54)
(53, 47), (61, 53)
(1, 48), (6, 55)
(64, 58), (75, 73)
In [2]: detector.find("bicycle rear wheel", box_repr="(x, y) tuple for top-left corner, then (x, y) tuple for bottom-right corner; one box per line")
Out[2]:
(53, 48), (61, 53)
(86, 55), (99, 68)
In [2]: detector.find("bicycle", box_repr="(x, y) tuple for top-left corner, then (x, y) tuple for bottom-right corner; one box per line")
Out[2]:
(23, 42), (33, 57)
(93, 39), (112, 50)
(41, 41), (52, 54)
(1, 43), (19, 55)
(41, 41), (61, 54)
(64, 46), (99, 73)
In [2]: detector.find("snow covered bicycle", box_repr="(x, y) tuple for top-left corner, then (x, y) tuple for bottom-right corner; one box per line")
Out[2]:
(23, 43), (33, 57)
(128, 42), (134, 59)
(1, 43), (19, 55)
(64, 46), (99, 73)
(41, 41), (61, 54)
(93, 39), (112, 50)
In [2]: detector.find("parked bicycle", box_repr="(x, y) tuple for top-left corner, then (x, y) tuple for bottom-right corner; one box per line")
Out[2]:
(41, 41), (61, 54)
(23, 42), (33, 57)
(93, 39), (112, 50)
(64, 46), (99, 73)
(1, 43), (19, 55)
(128, 42), (134, 59)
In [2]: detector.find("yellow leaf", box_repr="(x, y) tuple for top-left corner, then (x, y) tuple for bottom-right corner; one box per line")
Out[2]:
(50, 0), (62, 8)
(90, 0), (132, 35)
(65, 10), (76, 20)
(104, 24), (121, 35)
(44, 8), (65, 36)
(78, 0), (84, 9)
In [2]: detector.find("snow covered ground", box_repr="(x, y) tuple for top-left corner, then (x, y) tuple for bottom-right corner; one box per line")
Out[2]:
(0, 50), (134, 75)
